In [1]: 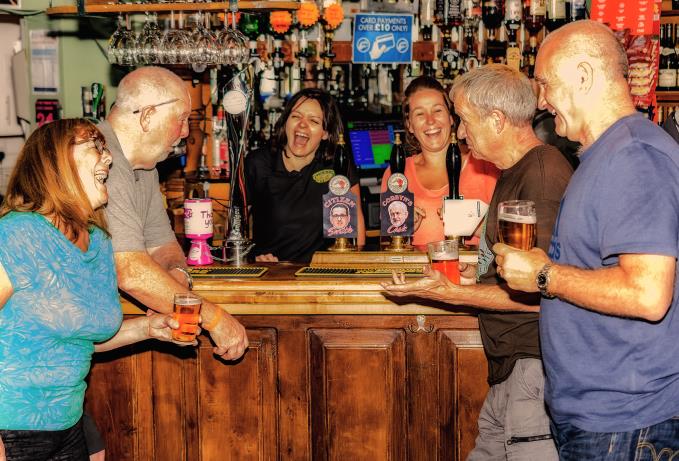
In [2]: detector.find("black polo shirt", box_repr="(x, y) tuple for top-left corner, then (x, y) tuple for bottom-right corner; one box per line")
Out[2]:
(245, 147), (358, 263)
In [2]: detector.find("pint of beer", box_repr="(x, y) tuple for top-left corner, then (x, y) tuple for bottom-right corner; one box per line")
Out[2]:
(427, 239), (460, 284)
(172, 293), (202, 342)
(497, 200), (536, 250)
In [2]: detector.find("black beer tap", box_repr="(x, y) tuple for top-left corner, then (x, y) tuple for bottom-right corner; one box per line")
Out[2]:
(446, 133), (462, 200)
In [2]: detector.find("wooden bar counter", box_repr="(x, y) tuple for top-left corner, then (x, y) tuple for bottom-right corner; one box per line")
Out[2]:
(85, 263), (489, 461)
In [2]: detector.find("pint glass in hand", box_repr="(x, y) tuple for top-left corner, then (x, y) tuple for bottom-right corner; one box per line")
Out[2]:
(497, 200), (536, 250)
(172, 293), (202, 342)
(427, 239), (460, 284)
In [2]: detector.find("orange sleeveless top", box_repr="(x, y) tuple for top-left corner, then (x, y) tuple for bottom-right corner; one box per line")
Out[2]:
(382, 154), (500, 247)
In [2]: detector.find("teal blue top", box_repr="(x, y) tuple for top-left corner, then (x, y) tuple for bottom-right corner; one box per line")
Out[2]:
(0, 212), (122, 430)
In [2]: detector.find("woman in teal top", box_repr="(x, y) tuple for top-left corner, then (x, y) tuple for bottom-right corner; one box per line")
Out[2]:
(0, 119), (195, 460)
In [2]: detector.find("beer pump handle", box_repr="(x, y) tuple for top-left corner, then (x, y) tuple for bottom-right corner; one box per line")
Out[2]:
(446, 133), (462, 200)
(389, 132), (406, 175)
(333, 134), (349, 177)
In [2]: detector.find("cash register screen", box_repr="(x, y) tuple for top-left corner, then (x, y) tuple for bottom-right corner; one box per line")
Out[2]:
(347, 120), (399, 170)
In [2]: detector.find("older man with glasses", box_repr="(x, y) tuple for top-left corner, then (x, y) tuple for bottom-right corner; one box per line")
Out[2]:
(97, 66), (248, 357)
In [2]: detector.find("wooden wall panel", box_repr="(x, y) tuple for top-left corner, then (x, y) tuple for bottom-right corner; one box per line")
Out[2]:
(85, 344), (154, 461)
(197, 329), (278, 461)
(151, 344), (197, 461)
(309, 329), (407, 461)
(438, 330), (489, 461)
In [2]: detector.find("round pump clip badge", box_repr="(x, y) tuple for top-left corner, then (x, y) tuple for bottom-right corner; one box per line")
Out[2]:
(328, 175), (351, 196)
(387, 173), (408, 194)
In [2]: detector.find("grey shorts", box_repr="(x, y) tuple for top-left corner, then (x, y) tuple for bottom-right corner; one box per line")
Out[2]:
(82, 413), (105, 455)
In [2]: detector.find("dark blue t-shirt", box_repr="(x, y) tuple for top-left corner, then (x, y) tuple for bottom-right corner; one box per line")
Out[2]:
(541, 113), (679, 432)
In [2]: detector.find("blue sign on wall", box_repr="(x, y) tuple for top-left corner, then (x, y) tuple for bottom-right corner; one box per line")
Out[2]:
(352, 13), (413, 64)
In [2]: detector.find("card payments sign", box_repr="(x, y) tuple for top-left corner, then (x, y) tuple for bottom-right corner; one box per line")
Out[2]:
(352, 13), (413, 64)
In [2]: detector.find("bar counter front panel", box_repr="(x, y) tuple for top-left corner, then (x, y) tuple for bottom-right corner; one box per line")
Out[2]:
(85, 264), (488, 461)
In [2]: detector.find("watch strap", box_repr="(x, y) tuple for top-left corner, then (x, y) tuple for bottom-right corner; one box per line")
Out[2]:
(536, 263), (554, 299)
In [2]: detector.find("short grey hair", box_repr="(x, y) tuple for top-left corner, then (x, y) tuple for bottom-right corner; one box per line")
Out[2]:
(451, 64), (536, 126)
(114, 66), (185, 112)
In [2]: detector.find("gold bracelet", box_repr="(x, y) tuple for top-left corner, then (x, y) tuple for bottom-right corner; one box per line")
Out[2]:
(202, 307), (224, 331)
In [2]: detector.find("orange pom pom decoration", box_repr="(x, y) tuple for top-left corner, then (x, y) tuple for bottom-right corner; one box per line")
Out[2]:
(297, 2), (320, 29)
(218, 12), (241, 25)
(270, 10), (293, 35)
(322, 3), (344, 31)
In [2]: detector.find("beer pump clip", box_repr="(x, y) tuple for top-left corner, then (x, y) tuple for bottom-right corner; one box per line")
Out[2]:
(323, 135), (358, 252)
(380, 132), (414, 251)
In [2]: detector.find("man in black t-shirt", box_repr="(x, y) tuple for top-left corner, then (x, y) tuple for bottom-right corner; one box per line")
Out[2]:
(384, 64), (573, 461)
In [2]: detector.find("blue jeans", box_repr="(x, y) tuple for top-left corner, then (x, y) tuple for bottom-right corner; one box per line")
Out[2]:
(552, 416), (679, 460)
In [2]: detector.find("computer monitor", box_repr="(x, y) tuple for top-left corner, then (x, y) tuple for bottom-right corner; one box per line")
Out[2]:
(346, 120), (401, 170)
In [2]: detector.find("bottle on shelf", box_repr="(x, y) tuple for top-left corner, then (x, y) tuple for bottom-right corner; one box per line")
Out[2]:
(504, 0), (522, 70)
(658, 25), (678, 91)
(674, 24), (679, 91)
(421, 0), (435, 40)
(523, 0), (546, 37)
(545, 0), (566, 31)
(566, 0), (586, 22)
(463, 24), (480, 70)
(505, 0), (522, 33)
(524, 35), (538, 77)
(333, 134), (350, 177)
(435, 0), (463, 28)
(481, 0), (504, 32)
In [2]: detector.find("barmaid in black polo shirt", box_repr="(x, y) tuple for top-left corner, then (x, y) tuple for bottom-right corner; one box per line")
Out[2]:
(245, 88), (365, 263)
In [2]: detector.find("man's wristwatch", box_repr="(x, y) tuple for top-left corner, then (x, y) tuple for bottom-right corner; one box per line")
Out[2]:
(169, 265), (193, 290)
(536, 263), (554, 298)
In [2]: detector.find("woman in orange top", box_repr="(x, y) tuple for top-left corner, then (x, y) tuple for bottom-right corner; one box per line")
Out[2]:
(381, 76), (499, 248)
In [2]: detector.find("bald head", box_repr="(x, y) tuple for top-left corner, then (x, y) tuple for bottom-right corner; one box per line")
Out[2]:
(535, 20), (636, 147)
(108, 66), (192, 169)
(540, 20), (628, 81)
(113, 66), (189, 113)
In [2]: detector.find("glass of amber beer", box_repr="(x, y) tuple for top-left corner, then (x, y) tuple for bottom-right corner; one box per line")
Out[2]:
(497, 200), (537, 250)
(427, 240), (461, 284)
(172, 293), (202, 342)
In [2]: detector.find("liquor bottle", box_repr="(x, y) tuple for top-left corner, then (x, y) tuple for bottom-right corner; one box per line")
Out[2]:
(659, 25), (678, 91)
(524, 0), (546, 36)
(445, 133), (462, 200)
(505, 0), (522, 32)
(421, 0), (435, 40)
(389, 132), (406, 175)
(333, 134), (350, 177)
(525, 35), (538, 77)
(545, 0), (566, 31)
(484, 28), (504, 63)
(506, 36), (521, 70)
(272, 39), (284, 72)
(463, 26), (479, 71)
(674, 24), (679, 90)
(435, 0), (463, 28)
(505, 0), (522, 69)
(462, 0), (481, 28)
(296, 31), (310, 84)
(482, 0), (504, 32)
(566, 0), (586, 22)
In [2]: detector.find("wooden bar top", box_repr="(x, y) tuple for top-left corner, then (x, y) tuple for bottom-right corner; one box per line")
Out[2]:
(121, 262), (477, 316)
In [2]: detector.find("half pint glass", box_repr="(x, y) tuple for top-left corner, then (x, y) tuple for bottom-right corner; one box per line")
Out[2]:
(172, 293), (202, 342)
